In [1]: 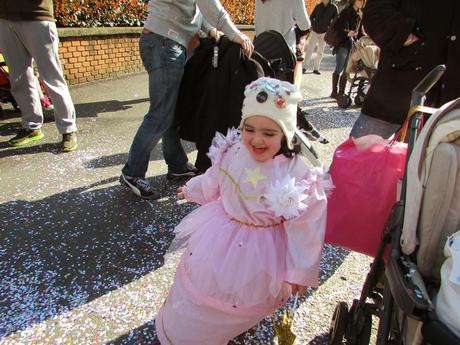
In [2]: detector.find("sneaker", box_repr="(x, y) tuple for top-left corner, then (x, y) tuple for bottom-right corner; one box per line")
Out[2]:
(120, 173), (160, 200)
(312, 70), (321, 75)
(166, 163), (199, 181)
(8, 128), (44, 147)
(62, 132), (78, 152)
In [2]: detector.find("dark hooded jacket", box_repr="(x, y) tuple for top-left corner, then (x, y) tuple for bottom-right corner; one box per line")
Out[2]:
(361, 0), (460, 124)
(0, 0), (54, 21)
(176, 36), (264, 171)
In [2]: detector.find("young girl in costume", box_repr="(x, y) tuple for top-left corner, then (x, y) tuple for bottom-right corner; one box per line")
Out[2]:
(156, 77), (331, 344)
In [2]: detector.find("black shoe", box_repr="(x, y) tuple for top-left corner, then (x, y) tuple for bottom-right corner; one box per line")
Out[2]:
(120, 173), (160, 200)
(166, 163), (198, 181)
(312, 70), (321, 75)
(302, 68), (307, 74)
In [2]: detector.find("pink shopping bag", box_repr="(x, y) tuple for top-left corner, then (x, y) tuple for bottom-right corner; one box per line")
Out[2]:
(325, 137), (407, 257)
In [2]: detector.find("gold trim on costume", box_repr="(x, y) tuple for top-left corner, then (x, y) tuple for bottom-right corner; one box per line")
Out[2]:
(219, 168), (258, 201)
(230, 217), (283, 228)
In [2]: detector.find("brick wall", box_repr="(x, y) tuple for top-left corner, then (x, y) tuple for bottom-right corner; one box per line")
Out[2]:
(58, 27), (254, 86)
(58, 29), (144, 85)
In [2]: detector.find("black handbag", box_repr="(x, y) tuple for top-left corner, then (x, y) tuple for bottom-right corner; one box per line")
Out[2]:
(324, 16), (341, 47)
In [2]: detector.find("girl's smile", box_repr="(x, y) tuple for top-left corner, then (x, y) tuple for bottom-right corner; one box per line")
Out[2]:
(241, 115), (285, 162)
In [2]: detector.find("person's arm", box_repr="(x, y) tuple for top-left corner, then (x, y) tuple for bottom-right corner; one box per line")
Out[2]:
(310, 4), (319, 22)
(196, 0), (253, 56)
(293, 0), (311, 31)
(283, 171), (329, 290)
(180, 165), (220, 205)
(363, 0), (417, 52)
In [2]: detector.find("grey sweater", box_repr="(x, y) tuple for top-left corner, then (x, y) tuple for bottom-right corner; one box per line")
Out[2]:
(255, 0), (311, 51)
(144, 0), (241, 48)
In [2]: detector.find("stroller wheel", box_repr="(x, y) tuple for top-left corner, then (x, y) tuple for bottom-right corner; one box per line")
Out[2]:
(337, 95), (352, 109)
(357, 313), (372, 345)
(328, 302), (349, 345)
(354, 93), (365, 107)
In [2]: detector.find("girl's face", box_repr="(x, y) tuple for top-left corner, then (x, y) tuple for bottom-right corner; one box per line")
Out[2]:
(241, 115), (285, 162)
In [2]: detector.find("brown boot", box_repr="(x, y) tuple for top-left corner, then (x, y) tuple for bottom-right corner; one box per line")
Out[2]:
(330, 73), (339, 98)
(338, 74), (348, 96)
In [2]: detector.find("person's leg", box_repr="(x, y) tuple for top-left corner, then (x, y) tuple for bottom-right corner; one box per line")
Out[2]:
(350, 112), (401, 139)
(303, 31), (319, 71)
(335, 47), (350, 95)
(18, 21), (77, 135)
(0, 20), (43, 131)
(313, 33), (326, 71)
(334, 47), (349, 75)
(122, 32), (187, 179)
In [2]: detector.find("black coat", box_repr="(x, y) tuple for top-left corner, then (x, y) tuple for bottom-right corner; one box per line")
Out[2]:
(361, 0), (460, 125)
(333, 5), (362, 51)
(311, 2), (338, 34)
(176, 37), (264, 171)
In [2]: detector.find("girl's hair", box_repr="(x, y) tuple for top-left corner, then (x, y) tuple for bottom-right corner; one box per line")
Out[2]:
(277, 137), (301, 158)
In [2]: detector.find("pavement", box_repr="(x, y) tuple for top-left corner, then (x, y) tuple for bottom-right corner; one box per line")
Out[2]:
(0, 49), (372, 345)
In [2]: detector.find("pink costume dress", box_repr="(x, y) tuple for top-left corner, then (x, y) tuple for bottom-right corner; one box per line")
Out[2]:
(156, 129), (330, 345)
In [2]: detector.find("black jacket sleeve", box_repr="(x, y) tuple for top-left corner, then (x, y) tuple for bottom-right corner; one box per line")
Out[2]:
(362, 0), (416, 53)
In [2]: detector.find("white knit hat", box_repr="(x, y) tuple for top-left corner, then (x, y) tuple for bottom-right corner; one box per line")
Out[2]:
(240, 77), (302, 149)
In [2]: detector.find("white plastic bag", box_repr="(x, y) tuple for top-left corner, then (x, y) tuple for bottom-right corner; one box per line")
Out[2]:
(435, 230), (460, 337)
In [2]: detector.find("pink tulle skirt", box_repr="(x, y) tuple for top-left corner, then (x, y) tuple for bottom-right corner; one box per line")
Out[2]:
(156, 201), (291, 344)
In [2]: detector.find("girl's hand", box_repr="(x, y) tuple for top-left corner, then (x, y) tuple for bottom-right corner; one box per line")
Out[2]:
(177, 186), (186, 200)
(403, 33), (419, 46)
(347, 30), (357, 38)
(233, 34), (254, 57)
(289, 283), (307, 295)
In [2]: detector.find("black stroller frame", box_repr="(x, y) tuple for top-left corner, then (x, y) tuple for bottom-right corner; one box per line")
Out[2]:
(337, 38), (378, 109)
(328, 65), (460, 345)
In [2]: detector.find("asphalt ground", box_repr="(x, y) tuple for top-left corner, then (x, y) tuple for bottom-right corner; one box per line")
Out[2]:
(0, 49), (373, 345)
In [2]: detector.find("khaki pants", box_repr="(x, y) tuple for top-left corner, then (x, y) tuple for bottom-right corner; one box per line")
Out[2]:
(303, 31), (326, 71)
(0, 19), (76, 133)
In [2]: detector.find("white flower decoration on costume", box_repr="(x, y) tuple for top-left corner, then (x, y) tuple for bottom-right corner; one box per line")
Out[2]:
(207, 128), (240, 165)
(264, 175), (308, 220)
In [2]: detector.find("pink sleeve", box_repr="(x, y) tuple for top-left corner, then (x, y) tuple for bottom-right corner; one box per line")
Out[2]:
(283, 185), (328, 288)
(182, 164), (220, 205)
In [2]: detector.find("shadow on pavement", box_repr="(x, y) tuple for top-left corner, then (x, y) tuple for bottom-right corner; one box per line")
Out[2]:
(0, 175), (197, 339)
(75, 98), (149, 118)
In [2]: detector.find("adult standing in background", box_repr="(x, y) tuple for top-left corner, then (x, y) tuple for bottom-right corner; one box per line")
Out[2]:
(350, 0), (460, 138)
(120, 0), (253, 200)
(254, 0), (311, 54)
(0, 0), (78, 151)
(329, 0), (363, 99)
(303, 0), (338, 75)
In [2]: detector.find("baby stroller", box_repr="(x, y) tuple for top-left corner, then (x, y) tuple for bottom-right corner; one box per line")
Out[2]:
(328, 65), (460, 345)
(252, 30), (328, 165)
(0, 52), (19, 114)
(0, 52), (53, 116)
(337, 36), (380, 109)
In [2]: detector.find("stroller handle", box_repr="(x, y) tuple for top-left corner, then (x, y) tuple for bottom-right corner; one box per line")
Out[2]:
(410, 65), (446, 108)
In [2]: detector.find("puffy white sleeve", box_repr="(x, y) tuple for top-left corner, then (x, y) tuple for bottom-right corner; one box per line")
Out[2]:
(283, 169), (331, 287)
(182, 164), (220, 205)
(182, 128), (240, 205)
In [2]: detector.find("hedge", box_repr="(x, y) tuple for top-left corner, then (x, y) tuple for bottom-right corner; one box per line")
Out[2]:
(54, 0), (318, 28)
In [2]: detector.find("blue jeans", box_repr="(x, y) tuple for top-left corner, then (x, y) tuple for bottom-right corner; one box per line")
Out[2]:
(122, 32), (188, 178)
(334, 47), (350, 75)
